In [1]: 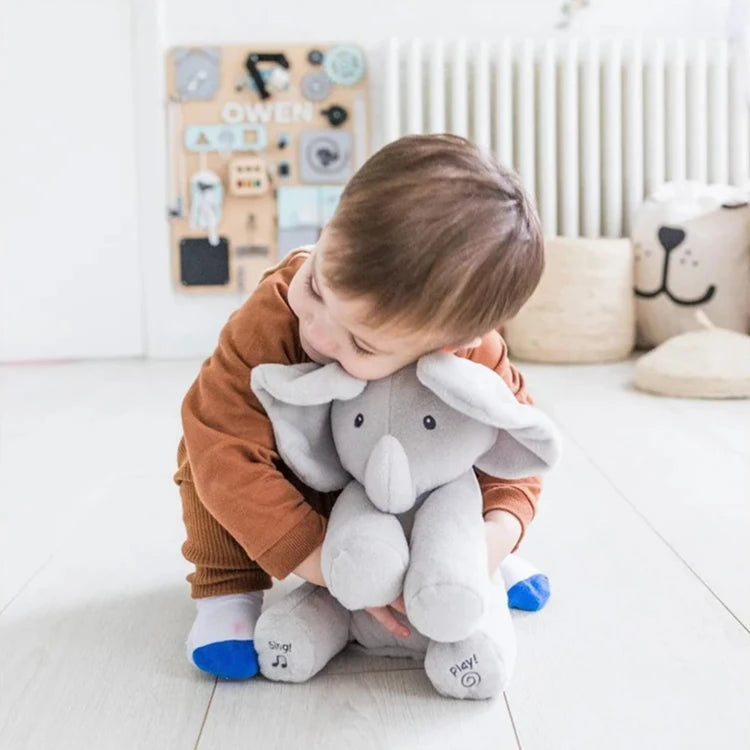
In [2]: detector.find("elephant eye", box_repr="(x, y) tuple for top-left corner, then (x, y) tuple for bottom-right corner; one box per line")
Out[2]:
(354, 413), (364, 428)
(423, 415), (436, 430)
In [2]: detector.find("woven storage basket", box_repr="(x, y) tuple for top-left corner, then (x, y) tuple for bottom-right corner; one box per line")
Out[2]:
(505, 237), (635, 363)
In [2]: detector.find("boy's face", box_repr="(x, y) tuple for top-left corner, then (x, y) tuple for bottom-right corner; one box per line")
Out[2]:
(288, 233), (454, 380)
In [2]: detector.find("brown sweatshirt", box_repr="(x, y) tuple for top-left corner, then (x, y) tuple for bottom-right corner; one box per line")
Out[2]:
(179, 250), (542, 580)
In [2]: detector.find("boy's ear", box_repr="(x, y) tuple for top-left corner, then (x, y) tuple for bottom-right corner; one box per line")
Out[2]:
(440, 336), (483, 354)
(251, 362), (366, 491)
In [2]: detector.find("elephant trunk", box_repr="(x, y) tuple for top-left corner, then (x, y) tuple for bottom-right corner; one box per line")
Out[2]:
(364, 435), (414, 514)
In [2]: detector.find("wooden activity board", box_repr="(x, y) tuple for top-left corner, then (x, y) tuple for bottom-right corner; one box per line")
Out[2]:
(166, 43), (369, 293)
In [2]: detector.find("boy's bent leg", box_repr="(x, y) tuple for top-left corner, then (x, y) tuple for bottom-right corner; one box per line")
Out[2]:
(176, 448), (272, 679)
(177, 444), (272, 598)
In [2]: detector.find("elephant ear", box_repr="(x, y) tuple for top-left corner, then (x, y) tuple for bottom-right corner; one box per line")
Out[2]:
(250, 362), (367, 491)
(416, 352), (561, 478)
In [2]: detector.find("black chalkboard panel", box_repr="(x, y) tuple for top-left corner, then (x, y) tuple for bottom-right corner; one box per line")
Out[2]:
(179, 237), (230, 286)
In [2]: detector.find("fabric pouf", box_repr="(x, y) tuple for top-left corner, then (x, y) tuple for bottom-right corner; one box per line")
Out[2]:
(631, 181), (750, 348)
(634, 313), (750, 399)
(504, 237), (635, 363)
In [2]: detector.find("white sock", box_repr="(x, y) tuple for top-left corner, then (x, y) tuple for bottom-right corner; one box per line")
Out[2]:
(498, 554), (542, 588)
(186, 592), (264, 656)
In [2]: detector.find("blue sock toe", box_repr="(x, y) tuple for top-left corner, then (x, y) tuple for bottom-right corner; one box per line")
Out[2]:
(191, 640), (259, 680)
(507, 574), (551, 612)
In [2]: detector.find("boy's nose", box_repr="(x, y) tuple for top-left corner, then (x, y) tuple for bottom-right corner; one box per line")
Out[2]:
(308, 322), (338, 356)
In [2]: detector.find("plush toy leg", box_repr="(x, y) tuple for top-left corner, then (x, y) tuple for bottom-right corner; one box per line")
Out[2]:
(500, 554), (551, 612)
(254, 583), (350, 683)
(424, 583), (516, 700)
(404, 472), (487, 643)
(321, 480), (409, 610)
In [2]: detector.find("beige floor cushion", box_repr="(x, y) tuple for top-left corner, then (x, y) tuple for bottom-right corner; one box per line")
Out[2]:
(634, 313), (750, 399)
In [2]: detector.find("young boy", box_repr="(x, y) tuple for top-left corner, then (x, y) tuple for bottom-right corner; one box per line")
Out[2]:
(175, 134), (545, 680)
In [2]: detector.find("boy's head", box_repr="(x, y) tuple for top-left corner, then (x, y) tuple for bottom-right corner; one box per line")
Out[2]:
(288, 134), (544, 379)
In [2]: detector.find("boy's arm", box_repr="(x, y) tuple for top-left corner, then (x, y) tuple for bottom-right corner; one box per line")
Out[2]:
(181, 268), (327, 581)
(293, 545), (325, 585)
(459, 331), (543, 570)
(479, 473), (541, 569)
(484, 507), (524, 574)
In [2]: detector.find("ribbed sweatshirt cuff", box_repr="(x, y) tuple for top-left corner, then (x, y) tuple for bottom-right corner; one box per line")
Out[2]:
(255, 508), (327, 580)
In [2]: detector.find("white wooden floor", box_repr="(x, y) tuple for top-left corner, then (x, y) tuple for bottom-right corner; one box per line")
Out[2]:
(1, 359), (749, 750)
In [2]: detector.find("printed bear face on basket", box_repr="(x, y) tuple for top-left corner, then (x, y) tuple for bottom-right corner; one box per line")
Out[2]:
(632, 182), (750, 348)
(251, 352), (560, 515)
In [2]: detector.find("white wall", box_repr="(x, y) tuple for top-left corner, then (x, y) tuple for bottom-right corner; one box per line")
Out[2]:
(1, 0), (742, 361)
(139, 0), (741, 359)
(0, 0), (143, 362)
(164, 0), (735, 42)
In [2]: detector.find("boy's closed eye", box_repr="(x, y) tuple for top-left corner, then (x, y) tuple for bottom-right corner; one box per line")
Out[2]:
(305, 273), (321, 300)
(305, 271), (376, 357)
(350, 335), (375, 357)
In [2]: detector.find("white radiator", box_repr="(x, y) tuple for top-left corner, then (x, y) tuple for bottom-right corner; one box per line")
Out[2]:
(378, 38), (750, 238)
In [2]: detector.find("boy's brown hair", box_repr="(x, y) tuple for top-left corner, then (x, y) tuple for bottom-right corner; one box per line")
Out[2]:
(324, 134), (544, 345)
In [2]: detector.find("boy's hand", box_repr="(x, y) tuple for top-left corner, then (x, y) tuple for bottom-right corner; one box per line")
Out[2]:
(294, 549), (409, 637)
(366, 514), (521, 639)
(485, 509), (523, 575)
(365, 594), (410, 638)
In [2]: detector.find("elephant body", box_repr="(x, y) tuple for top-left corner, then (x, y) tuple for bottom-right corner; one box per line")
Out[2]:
(250, 352), (561, 699)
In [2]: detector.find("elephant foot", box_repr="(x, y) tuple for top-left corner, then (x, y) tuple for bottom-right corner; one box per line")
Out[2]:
(405, 582), (485, 643)
(424, 585), (517, 700)
(254, 583), (350, 683)
(325, 538), (408, 609)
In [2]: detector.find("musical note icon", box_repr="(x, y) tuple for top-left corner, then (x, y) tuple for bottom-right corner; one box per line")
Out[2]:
(271, 654), (288, 668)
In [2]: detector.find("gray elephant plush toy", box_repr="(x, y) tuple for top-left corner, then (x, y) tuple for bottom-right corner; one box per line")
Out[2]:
(250, 352), (560, 699)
